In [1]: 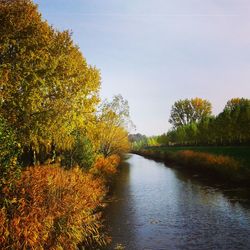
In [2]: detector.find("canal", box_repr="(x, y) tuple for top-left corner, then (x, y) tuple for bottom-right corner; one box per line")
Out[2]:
(104, 154), (250, 250)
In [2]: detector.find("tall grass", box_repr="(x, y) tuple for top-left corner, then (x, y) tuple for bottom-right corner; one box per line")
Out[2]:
(146, 146), (250, 168)
(135, 149), (250, 184)
(0, 162), (117, 249)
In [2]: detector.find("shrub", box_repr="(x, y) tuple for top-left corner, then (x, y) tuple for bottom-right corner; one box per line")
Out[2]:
(136, 149), (250, 182)
(0, 117), (21, 198)
(0, 165), (109, 249)
(90, 154), (120, 178)
(61, 133), (97, 170)
(176, 150), (240, 173)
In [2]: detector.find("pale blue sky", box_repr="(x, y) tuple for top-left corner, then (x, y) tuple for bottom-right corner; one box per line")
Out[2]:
(34, 0), (250, 136)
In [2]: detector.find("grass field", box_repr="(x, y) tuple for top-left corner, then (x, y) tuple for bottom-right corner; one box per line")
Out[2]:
(145, 146), (250, 168)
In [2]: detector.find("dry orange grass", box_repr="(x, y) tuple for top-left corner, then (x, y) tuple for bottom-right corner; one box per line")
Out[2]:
(90, 154), (121, 177)
(0, 164), (109, 249)
(137, 149), (246, 181)
(177, 150), (240, 172)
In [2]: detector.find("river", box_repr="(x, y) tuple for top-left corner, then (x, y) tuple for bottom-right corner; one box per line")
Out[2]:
(104, 154), (250, 250)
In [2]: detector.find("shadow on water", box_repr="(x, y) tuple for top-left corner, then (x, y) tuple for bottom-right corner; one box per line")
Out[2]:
(142, 155), (250, 208)
(103, 154), (250, 250)
(173, 168), (250, 208)
(103, 159), (138, 249)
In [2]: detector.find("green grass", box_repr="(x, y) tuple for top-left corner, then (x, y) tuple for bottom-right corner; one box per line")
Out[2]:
(146, 146), (250, 168)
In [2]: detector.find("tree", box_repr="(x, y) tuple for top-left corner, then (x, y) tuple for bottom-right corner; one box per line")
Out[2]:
(128, 133), (147, 143)
(157, 133), (169, 145)
(167, 98), (249, 145)
(224, 98), (249, 113)
(61, 131), (96, 169)
(185, 122), (198, 144)
(222, 98), (250, 143)
(197, 117), (215, 145)
(129, 134), (148, 150)
(0, 0), (101, 163)
(169, 98), (212, 128)
(147, 136), (160, 147)
(88, 95), (131, 157)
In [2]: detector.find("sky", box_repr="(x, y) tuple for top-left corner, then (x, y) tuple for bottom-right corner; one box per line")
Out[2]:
(34, 0), (250, 136)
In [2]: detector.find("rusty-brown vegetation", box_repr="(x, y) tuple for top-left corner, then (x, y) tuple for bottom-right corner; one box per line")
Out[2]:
(0, 156), (122, 249)
(135, 149), (250, 184)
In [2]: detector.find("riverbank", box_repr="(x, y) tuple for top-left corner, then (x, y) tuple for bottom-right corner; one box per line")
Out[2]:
(0, 155), (121, 249)
(103, 154), (250, 249)
(132, 148), (250, 186)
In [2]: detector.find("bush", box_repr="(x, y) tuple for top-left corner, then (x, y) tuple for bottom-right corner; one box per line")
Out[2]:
(136, 149), (250, 183)
(0, 165), (109, 249)
(0, 117), (21, 194)
(175, 150), (243, 179)
(61, 133), (96, 170)
(90, 154), (120, 178)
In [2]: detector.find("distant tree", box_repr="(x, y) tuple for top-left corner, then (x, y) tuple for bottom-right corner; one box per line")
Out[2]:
(167, 98), (249, 146)
(167, 126), (187, 145)
(88, 95), (131, 157)
(169, 98), (212, 128)
(129, 133), (148, 150)
(224, 98), (249, 113)
(128, 133), (147, 143)
(147, 136), (160, 147)
(222, 98), (250, 143)
(185, 122), (198, 144)
(157, 133), (169, 145)
(197, 117), (215, 145)
(214, 109), (233, 144)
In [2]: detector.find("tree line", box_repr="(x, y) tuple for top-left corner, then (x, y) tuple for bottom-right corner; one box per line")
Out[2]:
(131, 97), (250, 149)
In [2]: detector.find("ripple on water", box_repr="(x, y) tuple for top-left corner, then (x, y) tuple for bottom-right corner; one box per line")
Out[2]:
(105, 154), (250, 250)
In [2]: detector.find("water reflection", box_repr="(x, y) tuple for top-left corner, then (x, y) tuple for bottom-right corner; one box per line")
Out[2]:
(104, 154), (250, 250)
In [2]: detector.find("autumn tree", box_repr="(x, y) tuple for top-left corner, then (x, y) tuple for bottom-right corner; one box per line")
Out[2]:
(88, 95), (131, 157)
(0, 0), (100, 164)
(169, 98), (212, 128)
(224, 98), (249, 113)
(167, 98), (249, 145)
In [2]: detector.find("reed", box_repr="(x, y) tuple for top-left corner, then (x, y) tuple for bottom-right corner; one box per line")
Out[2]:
(0, 164), (111, 249)
(134, 149), (250, 184)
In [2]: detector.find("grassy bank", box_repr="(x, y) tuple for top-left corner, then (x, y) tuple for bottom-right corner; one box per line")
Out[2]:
(133, 147), (250, 185)
(145, 146), (250, 168)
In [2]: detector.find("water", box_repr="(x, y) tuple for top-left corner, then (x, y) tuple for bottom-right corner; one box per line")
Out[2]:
(104, 154), (250, 250)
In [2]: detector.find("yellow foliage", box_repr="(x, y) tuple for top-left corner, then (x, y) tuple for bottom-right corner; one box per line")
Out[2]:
(0, 165), (108, 249)
(88, 121), (130, 157)
(0, 0), (101, 151)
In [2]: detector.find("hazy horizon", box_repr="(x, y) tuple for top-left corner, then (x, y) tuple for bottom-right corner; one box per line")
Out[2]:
(34, 0), (250, 136)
